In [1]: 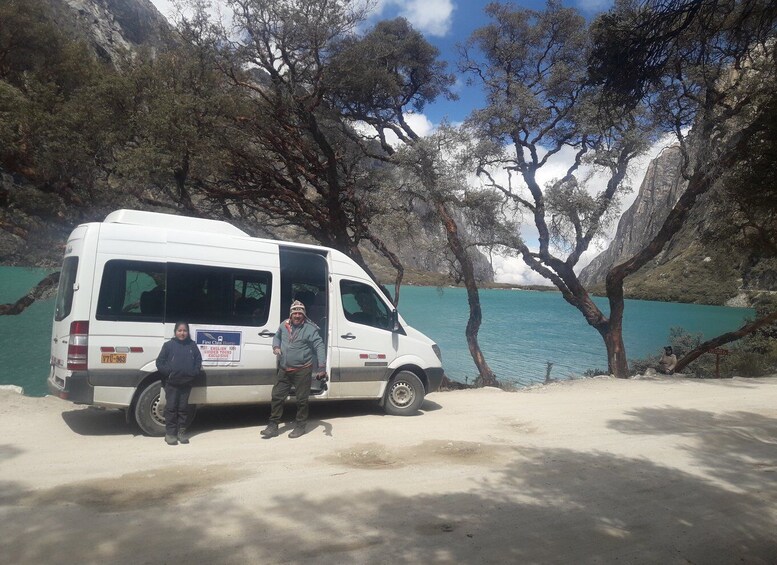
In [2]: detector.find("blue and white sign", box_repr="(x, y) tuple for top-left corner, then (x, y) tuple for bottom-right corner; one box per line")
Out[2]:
(196, 330), (242, 364)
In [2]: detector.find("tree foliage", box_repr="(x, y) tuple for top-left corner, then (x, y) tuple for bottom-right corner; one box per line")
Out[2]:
(593, 0), (777, 374)
(0, 0), (114, 199)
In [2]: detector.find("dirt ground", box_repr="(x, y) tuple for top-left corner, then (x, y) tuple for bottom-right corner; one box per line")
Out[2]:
(2, 375), (777, 564)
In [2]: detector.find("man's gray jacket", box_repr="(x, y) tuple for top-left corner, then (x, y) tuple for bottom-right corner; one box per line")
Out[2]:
(273, 318), (326, 372)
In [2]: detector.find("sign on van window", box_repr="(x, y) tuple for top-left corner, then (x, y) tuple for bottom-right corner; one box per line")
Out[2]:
(196, 330), (242, 365)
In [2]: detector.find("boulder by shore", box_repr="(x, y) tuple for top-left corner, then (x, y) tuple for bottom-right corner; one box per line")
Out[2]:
(2, 375), (777, 564)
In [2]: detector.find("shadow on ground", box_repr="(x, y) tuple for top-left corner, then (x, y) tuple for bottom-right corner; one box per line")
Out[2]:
(5, 406), (777, 563)
(60, 398), (441, 437)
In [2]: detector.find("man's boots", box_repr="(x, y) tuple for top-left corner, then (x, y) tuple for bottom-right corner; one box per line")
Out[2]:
(288, 423), (306, 439)
(178, 429), (190, 444)
(165, 434), (178, 446)
(261, 421), (279, 438)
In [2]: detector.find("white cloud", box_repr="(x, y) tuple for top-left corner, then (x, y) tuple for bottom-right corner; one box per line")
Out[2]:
(367, 0), (454, 37)
(149, 0), (231, 27)
(491, 255), (551, 286)
(352, 112), (436, 148)
(404, 112), (436, 137)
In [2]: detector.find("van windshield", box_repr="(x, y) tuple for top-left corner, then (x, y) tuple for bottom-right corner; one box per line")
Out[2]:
(54, 257), (78, 321)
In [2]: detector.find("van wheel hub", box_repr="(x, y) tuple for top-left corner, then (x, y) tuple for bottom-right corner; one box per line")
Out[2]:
(389, 381), (415, 407)
(150, 393), (165, 426)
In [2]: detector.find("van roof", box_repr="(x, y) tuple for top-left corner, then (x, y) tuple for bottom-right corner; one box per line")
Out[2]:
(104, 209), (249, 237)
(100, 210), (368, 278)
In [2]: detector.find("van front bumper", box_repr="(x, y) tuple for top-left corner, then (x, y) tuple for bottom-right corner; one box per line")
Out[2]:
(48, 371), (94, 404)
(426, 367), (445, 393)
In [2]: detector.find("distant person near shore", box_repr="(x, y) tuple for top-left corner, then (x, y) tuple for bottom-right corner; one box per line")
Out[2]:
(262, 300), (326, 439)
(658, 346), (677, 374)
(156, 322), (202, 445)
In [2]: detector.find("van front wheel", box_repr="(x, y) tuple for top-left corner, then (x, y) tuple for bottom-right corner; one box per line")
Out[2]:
(384, 371), (425, 416)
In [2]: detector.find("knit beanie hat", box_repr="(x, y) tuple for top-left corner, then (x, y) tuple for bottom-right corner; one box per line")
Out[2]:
(290, 300), (306, 315)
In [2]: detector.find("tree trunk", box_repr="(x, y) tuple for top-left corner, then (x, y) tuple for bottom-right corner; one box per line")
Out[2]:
(570, 292), (629, 377)
(533, 259), (630, 378)
(675, 309), (777, 372)
(601, 325), (629, 377)
(369, 234), (405, 307)
(0, 272), (60, 316)
(434, 199), (499, 387)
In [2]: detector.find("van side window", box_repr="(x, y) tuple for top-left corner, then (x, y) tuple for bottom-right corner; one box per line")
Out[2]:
(54, 257), (79, 321)
(96, 260), (165, 321)
(167, 263), (271, 327)
(340, 280), (392, 331)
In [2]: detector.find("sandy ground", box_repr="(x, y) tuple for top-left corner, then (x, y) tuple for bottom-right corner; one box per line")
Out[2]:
(1, 376), (777, 565)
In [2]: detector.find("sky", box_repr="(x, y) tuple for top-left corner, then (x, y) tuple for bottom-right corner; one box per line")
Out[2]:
(148, 0), (672, 285)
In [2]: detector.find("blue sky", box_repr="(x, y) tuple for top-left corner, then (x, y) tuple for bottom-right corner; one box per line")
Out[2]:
(361, 0), (614, 124)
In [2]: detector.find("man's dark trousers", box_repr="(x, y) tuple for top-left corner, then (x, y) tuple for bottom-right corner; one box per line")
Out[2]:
(270, 366), (313, 424)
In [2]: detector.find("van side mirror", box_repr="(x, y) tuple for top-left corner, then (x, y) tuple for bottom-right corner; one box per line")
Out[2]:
(391, 309), (400, 332)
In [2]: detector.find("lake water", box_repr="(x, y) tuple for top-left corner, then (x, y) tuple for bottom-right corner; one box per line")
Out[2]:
(1, 266), (755, 396)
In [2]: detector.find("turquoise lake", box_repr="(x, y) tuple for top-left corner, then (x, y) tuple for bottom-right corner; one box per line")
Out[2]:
(1, 266), (755, 396)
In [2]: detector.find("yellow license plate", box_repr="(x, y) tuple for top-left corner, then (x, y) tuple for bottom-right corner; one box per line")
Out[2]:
(101, 353), (127, 364)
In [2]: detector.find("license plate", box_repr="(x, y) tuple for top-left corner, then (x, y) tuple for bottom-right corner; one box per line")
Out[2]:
(101, 353), (127, 364)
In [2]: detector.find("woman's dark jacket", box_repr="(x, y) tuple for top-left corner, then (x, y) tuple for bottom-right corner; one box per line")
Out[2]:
(156, 337), (203, 386)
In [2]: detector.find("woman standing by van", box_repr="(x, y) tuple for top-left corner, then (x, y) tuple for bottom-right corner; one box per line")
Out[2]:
(156, 322), (202, 445)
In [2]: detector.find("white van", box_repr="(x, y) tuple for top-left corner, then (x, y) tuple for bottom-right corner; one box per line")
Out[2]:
(49, 210), (444, 435)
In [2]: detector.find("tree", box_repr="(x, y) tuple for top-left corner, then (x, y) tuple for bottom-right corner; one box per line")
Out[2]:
(110, 15), (242, 216)
(464, 0), (777, 377)
(591, 0), (777, 375)
(674, 90), (777, 371)
(462, 1), (652, 377)
(0, 0), (116, 201)
(328, 18), (504, 386)
(169, 0), (406, 297)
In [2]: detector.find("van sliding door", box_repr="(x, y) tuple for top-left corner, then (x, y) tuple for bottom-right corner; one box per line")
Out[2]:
(279, 248), (330, 396)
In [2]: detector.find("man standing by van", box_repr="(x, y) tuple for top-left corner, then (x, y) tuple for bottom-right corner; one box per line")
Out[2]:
(262, 300), (326, 439)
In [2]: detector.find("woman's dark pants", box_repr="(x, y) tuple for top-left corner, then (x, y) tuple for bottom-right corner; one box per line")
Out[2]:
(164, 383), (192, 436)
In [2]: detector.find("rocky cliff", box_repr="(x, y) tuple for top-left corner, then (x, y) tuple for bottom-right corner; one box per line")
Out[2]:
(49, 0), (169, 63)
(579, 146), (775, 305)
(580, 146), (686, 287)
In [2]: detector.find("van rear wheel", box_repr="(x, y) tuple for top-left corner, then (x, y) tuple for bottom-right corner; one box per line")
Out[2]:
(384, 371), (425, 416)
(134, 381), (198, 437)
(135, 381), (166, 436)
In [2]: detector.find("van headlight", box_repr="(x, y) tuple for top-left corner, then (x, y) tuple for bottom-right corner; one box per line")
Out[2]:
(432, 344), (442, 362)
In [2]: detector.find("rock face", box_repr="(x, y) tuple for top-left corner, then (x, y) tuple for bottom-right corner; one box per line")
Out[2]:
(579, 145), (775, 305)
(580, 146), (686, 287)
(50, 0), (169, 63)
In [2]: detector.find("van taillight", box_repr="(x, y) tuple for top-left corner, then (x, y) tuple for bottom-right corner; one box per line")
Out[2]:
(67, 321), (89, 371)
